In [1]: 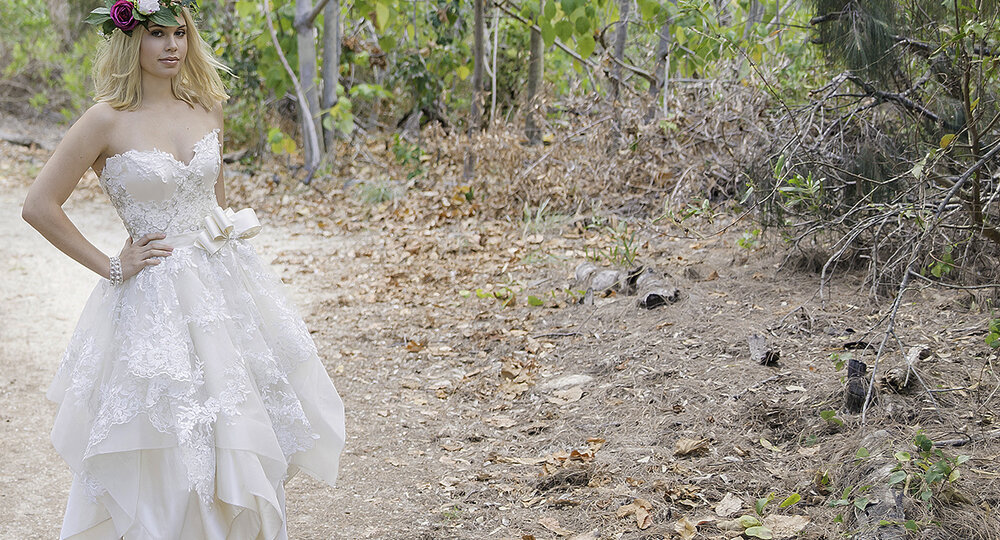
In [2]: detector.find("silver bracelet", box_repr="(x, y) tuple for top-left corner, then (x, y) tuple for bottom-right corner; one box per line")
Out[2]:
(109, 255), (123, 286)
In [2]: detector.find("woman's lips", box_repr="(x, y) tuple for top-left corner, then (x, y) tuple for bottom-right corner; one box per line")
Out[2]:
(160, 58), (179, 66)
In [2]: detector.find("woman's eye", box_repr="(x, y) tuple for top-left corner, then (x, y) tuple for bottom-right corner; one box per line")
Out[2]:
(151, 30), (163, 36)
(175, 30), (186, 37)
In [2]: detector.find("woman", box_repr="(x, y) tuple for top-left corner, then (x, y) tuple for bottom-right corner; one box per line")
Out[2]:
(21, 1), (345, 538)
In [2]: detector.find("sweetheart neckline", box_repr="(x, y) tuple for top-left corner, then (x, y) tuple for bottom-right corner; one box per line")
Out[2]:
(100, 129), (220, 177)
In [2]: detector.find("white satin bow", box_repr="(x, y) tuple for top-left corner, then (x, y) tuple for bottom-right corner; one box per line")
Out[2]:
(194, 206), (262, 254)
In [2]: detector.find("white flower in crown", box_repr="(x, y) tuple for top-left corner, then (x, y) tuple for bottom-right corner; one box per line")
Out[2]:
(137, 0), (161, 15)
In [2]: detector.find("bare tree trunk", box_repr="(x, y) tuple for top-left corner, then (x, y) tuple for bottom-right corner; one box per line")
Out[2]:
(524, 0), (544, 145)
(45, 0), (72, 50)
(470, 0), (485, 132)
(490, 5), (500, 127)
(463, 0), (485, 181)
(610, 0), (630, 148)
(321, 0), (341, 149)
(295, 0), (324, 163)
(773, 0), (781, 44)
(645, 19), (671, 121)
(742, 0), (764, 40)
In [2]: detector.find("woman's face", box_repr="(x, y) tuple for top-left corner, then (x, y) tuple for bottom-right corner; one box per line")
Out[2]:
(138, 19), (188, 80)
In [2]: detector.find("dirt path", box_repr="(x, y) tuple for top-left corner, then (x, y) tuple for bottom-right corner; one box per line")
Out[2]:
(0, 184), (117, 537)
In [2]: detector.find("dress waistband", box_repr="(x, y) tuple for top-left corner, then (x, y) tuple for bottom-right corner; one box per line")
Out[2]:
(162, 231), (201, 249)
(136, 207), (261, 254)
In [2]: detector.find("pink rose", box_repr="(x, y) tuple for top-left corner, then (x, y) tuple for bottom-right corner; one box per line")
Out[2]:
(109, 0), (139, 31)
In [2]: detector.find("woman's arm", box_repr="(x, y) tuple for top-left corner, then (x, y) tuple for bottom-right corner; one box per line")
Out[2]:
(212, 102), (227, 207)
(21, 104), (170, 280)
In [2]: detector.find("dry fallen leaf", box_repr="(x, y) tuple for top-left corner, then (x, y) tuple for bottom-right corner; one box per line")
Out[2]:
(548, 385), (584, 405)
(500, 358), (536, 397)
(674, 515), (697, 540)
(763, 514), (810, 536)
(760, 437), (781, 452)
(586, 437), (606, 452)
(538, 516), (575, 536)
(566, 529), (599, 540)
(715, 492), (743, 517)
(486, 415), (517, 429)
(675, 437), (711, 456)
(616, 498), (653, 529)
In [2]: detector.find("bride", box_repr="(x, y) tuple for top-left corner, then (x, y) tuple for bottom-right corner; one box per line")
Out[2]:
(20, 1), (345, 538)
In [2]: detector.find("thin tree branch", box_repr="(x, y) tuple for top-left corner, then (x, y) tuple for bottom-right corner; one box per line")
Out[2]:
(263, 0), (321, 177)
(846, 75), (942, 125)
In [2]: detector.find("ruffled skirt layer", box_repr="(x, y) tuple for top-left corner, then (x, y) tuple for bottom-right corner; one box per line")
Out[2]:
(48, 239), (345, 540)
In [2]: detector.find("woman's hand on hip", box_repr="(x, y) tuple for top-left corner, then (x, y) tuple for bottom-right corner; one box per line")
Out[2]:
(119, 233), (173, 279)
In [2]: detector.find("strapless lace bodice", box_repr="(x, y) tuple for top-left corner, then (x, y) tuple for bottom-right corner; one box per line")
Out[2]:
(99, 129), (221, 239)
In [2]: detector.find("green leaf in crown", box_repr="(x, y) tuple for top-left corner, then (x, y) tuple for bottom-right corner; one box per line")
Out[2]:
(86, 0), (200, 37)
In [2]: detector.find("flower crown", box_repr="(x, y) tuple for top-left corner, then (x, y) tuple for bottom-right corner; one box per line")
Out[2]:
(85, 0), (197, 37)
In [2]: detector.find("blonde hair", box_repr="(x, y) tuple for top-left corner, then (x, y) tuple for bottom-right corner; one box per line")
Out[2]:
(92, 7), (229, 110)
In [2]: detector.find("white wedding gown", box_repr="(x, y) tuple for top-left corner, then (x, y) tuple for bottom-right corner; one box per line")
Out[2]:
(48, 129), (345, 540)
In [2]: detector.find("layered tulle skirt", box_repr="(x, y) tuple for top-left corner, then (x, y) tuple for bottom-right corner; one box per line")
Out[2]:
(48, 238), (345, 540)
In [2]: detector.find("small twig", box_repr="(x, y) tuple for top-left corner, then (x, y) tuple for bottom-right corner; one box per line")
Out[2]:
(932, 432), (974, 447)
(846, 75), (943, 125)
(731, 372), (790, 400)
(907, 269), (1000, 290)
(532, 332), (582, 339)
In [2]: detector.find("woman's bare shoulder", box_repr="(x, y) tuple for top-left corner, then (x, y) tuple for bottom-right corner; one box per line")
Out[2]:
(209, 100), (224, 126)
(72, 102), (121, 137)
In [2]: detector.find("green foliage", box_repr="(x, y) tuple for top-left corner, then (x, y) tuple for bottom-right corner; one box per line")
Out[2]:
(830, 352), (851, 373)
(777, 172), (822, 214)
(324, 96), (356, 137)
(927, 245), (954, 279)
(657, 198), (717, 226)
(831, 432), (969, 531)
(0, 0), (820, 175)
(391, 134), (425, 179)
(356, 180), (399, 205)
(585, 217), (639, 267)
(985, 318), (1000, 348)
(737, 228), (761, 250)
(1, 0), (96, 118)
(891, 432), (969, 506)
(754, 493), (773, 515)
(267, 127), (298, 157)
(199, 0), (288, 148)
(820, 409), (844, 427)
(777, 493), (801, 508)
